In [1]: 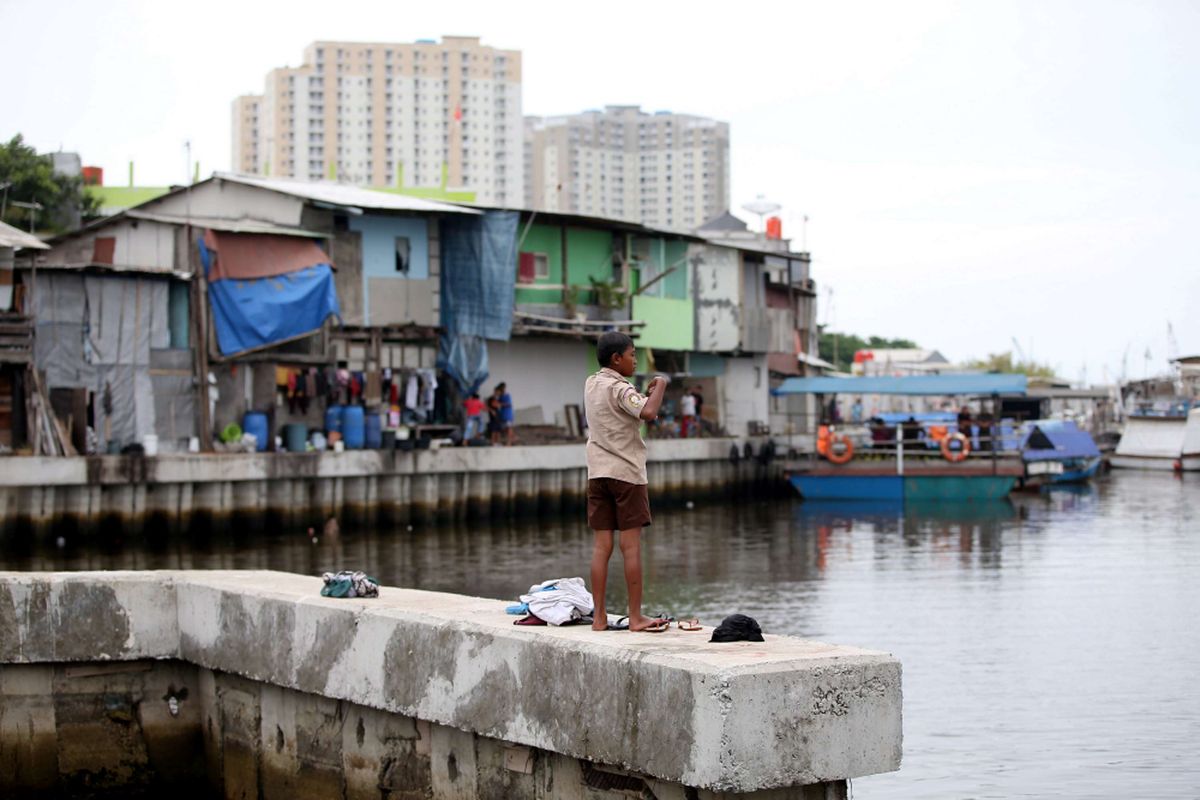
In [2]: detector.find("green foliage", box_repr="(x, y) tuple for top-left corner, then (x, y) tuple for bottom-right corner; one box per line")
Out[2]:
(0, 134), (100, 233)
(818, 330), (919, 373)
(965, 351), (1058, 379)
(588, 276), (628, 310)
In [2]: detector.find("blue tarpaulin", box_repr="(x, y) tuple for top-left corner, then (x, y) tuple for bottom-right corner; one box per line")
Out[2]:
(438, 334), (489, 396)
(1020, 420), (1102, 462)
(440, 211), (519, 341)
(438, 210), (519, 392)
(200, 238), (340, 356)
(772, 373), (1028, 396)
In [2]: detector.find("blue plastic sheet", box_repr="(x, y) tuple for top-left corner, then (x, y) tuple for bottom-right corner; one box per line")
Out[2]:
(438, 334), (489, 396)
(440, 211), (519, 341)
(200, 236), (340, 356)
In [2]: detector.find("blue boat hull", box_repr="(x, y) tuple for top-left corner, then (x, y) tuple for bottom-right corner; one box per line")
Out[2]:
(1021, 457), (1101, 488)
(790, 474), (1017, 502)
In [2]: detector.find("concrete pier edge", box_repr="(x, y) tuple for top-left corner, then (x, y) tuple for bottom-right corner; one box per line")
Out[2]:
(0, 570), (902, 796)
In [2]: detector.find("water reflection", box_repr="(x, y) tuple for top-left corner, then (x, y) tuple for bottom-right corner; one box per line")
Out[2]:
(1, 473), (1197, 797)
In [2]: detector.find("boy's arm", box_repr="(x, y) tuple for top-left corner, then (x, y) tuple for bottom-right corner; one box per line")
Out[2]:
(638, 376), (668, 421)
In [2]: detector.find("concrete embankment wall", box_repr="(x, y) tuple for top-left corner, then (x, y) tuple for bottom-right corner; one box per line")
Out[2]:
(0, 439), (787, 536)
(0, 570), (903, 799)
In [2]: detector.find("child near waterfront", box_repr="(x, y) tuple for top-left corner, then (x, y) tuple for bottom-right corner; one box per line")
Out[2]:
(585, 332), (669, 633)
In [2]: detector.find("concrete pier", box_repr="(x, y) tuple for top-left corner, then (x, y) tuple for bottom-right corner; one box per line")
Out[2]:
(0, 439), (786, 536)
(0, 570), (903, 798)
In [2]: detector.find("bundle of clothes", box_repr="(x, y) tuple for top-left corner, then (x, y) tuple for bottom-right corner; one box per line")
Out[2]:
(507, 578), (595, 626)
(320, 570), (380, 599)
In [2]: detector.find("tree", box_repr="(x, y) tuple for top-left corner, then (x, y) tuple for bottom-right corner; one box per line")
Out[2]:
(0, 134), (99, 234)
(965, 351), (1058, 379)
(818, 330), (919, 373)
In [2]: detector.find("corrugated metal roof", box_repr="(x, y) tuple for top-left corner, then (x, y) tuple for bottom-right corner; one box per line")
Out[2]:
(772, 373), (1028, 396)
(125, 210), (326, 238)
(0, 220), (49, 250)
(214, 173), (481, 215)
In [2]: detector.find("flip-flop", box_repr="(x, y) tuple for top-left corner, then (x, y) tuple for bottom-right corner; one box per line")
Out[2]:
(606, 616), (630, 631)
(677, 618), (702, 631)
(633, 618), (670, 633)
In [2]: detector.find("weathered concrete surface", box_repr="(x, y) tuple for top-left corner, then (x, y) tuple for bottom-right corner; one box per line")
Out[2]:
(0, 570), (902, 795)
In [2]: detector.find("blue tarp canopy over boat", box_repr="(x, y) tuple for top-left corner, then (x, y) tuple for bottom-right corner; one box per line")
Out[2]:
(1020, 420), (1101, 462)
(772, 374), (1028, 396)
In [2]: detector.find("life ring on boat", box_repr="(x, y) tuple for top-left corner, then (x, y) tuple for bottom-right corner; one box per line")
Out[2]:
(941, 432), (970, 463)
(826, 434), (854, 464)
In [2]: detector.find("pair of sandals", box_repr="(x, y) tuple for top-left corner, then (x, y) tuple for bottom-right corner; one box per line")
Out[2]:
(608, 615), (702, 633)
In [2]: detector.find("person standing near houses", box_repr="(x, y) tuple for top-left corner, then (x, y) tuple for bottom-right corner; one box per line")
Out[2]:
(462, 393), (486, 442)
(679, 389), (697, 438)
(691, 385), (705, 436)
(497, 382), (516, 446)
(585, 332), (670, 633)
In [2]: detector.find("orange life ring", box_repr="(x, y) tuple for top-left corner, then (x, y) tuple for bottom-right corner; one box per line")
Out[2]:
(941, 432), (970, 463)
(826, 434), (854, 464)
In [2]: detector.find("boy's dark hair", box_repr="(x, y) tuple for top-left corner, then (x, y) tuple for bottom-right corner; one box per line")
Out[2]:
(597, 332), (634, 368)
(495, 383), (506, 392)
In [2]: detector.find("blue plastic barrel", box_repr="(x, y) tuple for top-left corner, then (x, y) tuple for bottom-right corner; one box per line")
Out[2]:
(342, 405), (365, 450)
(364, 411), (382, 449)
(325, 405), (343, 434)
(243, 411), (269, 452)
(284, 423), (308, 453)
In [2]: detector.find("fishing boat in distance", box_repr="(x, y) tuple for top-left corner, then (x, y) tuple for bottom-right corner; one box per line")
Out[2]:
(1018, 420), (1102, 487)
(774, 374), (1027, 502)
(1110, 400), (1198, 472)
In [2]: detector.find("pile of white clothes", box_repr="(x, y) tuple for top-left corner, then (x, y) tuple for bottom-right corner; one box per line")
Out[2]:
(520, 577), (594, 626)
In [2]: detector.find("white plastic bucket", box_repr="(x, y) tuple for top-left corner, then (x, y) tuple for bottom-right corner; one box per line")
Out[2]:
(142, 434), (159, 456)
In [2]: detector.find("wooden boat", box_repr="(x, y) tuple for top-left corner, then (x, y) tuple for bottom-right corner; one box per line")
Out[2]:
(1018, 420), (1102, 488)
(774, 374), (1027, 503)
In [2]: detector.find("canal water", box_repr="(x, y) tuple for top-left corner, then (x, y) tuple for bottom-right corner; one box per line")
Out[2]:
(2, 470), (1197, 798)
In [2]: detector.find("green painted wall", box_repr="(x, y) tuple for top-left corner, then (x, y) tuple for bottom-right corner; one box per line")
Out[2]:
(564, 228), (614, 288)
(632, 295), (695, 351)
(662, 240), (689, 299)
(514, 223), (564, 305)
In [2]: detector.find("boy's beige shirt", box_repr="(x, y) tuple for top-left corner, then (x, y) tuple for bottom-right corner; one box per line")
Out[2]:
(584, 367), (648, 485)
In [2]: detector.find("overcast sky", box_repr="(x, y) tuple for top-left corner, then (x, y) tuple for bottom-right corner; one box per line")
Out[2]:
(3, 0), (1197, 383)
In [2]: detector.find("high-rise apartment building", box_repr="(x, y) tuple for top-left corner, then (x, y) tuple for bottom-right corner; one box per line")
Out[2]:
(524, 106), (730, 231)
(231, 95), (261, 175)
(231, 36), (523, 206)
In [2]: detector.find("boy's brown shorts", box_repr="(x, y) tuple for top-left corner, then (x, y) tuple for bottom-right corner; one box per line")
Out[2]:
(587, 478), (652, 531)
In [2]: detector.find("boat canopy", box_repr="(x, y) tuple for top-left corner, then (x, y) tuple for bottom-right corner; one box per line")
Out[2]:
(1021, 421), (1101, 462)
(771, 373), (1027, 396)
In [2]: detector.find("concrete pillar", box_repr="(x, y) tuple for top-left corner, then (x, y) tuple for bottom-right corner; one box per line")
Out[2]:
(411, 474), (438, 526)
(538, 470), (563, 517)
(512, 470), (536, 518)
(430, 723), (479, 800)
(0, 665), (58, 791)
(465, 470), (489, 521)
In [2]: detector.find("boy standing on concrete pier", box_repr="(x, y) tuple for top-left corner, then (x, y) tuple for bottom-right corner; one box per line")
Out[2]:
(585, 332), (669, 633)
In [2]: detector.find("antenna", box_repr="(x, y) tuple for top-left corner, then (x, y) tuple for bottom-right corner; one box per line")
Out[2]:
(741, 195), (781, 232)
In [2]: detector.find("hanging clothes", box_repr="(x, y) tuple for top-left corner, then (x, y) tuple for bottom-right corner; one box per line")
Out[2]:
(404, 372), (419, 409)
(365, 370), (382, 406)
(417, 369), (438, 412)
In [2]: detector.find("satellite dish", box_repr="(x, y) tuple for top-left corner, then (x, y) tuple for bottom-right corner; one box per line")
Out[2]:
(741, 196), (781, 217)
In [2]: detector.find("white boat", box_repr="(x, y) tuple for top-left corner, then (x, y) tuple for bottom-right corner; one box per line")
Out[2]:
(1182, 408), (1200, 471)
(1111, 406), (1200, 471)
